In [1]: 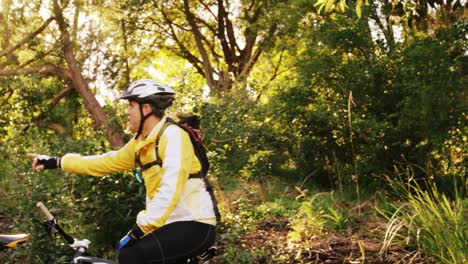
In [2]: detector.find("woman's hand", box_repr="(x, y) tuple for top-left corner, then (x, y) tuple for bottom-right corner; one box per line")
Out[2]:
(28, 153), (60, 171)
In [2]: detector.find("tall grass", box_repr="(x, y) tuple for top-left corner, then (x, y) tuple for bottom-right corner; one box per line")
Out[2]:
(381, 180), (467, 263)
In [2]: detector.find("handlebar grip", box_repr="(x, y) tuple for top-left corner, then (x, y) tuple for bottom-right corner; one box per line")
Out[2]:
(37, 202), (54, 221)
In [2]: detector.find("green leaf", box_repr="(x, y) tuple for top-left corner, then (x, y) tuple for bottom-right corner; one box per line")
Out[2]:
(325, 0), (335, 12)
(314, 0), (328, 13)
(338, 0), (347, 12)
(356, 0), (363, 18)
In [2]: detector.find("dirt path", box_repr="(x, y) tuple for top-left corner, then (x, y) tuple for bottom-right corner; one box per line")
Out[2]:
(0, 215), (13, 233)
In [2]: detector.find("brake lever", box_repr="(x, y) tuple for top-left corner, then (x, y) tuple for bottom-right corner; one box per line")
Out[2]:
(33, 218), (59, 247)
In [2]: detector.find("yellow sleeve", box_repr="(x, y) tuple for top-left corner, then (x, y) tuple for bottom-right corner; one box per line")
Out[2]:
(61, 139), (135, 176)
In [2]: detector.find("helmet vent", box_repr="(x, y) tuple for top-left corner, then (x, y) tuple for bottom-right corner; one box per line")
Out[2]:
(132, 84), (147, 89)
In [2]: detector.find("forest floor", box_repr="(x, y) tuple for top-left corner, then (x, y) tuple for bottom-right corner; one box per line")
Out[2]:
(0, 182), (435, 264)
(0, 215), (10, 232)
(0, 212), (435, 263)
(212, 215), (434, 264)
(0, 214), (16, 261)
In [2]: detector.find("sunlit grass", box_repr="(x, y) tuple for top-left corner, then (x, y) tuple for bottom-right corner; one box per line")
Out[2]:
(381, 181), (467, 263)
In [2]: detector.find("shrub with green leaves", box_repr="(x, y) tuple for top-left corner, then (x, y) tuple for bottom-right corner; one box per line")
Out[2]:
(288, 191), (353, 243)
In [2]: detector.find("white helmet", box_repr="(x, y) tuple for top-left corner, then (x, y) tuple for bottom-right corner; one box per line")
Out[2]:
(119, 79), (175, 109)
(120, 79), (176, 138)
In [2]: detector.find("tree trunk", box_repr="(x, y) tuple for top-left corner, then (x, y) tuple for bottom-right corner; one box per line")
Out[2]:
(53, 0), (124, 148)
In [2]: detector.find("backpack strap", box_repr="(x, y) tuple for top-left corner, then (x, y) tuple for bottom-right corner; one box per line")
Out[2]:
(138, 117), (222, 224)
(136, 121), (171, 172)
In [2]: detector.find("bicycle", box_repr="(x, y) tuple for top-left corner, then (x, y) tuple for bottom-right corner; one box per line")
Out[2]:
(39, 202), (218, 264)
(0, 233), (29, 251)
(1, 202), (217, 263)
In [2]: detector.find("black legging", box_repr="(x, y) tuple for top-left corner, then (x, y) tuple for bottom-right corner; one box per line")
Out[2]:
(118, 221), (216, 264)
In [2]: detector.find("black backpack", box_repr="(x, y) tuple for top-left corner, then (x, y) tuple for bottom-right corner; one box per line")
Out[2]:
(138, 117), (221, 223)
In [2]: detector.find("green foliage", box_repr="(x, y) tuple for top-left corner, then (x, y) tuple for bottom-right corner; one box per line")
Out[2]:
(222, 247), (259, 264)
(288, 190), (354, 243)
(221, 198), (295, 235)
(314, 0), (369, 18)
(0, 1), (466, 263)
(288, 195), (326, 243)
(322, 207), (350, 232)
(430, 125), (467, 196)
(0, 118), (138, 262)
(265, 8), (467, 191)
(201, 91), (286, 180)
(219, 196), (298, 263)
(374, 191), (399, 219)
(66, 173), (144, 251)
(0, 131), (69, 262)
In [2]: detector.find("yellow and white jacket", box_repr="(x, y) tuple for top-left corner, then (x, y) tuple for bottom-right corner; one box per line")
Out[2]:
(60, 116), (216, 234)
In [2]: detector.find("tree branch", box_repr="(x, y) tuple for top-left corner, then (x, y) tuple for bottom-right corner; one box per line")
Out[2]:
(34, 87), (73, 121)
(14, 47), (57, 71)
(0, 17), (55, 58)
(369, 3), (395, 51)
(194, 1), (217, 36)
(0, 88), (14, 109)
(217, 0), (235, 71)
(159, 6), (206, 77)
(197, 0), (217, 20)
(0, 64), (72, 79)
(223, 1), (241, 55)
(183, 0), (216, 89)
(238, 47), (261, 83)
(23, 85), (74, 132)
(255, 50), (286, 103)
(53, 0), (124, 148)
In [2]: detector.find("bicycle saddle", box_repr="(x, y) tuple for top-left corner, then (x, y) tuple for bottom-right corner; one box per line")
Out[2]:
(0, 234), (29, 249)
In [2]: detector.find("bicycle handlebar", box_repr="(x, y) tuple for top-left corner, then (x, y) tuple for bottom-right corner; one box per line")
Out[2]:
(35, 201), (208, 264)
(35, 201), (116, 264)
(37, 202), (54, 221)
(36, 201), (75, 244)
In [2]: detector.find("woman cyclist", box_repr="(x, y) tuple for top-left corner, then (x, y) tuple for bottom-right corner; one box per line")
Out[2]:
(30, 79), (217, 264)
